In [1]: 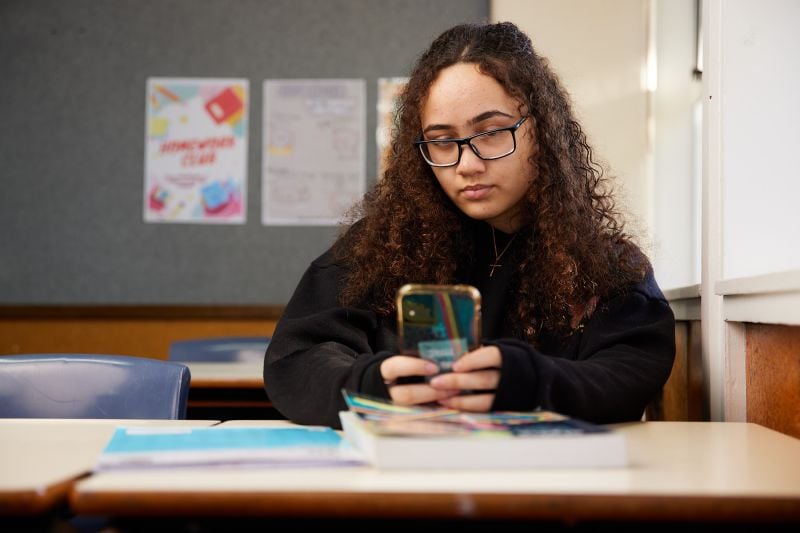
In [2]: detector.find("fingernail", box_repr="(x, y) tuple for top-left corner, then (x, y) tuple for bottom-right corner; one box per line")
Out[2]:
(425, 362), (439, 374)
(429, 376), (442, 387)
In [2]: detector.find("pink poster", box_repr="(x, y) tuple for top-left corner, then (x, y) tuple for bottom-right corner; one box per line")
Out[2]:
(144, 78), (248, 224)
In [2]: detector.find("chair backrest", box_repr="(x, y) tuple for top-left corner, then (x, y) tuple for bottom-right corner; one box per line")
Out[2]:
(0, 354), (190, 419)
(169, 336), (270, 363)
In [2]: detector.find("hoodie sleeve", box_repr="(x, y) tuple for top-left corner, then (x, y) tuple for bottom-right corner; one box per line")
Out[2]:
(489, 273), (676, 423)
(263, 250), (393, 428)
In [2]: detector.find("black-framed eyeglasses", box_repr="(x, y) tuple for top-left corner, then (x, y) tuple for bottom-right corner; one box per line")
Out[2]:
(414, 116), (528, 167)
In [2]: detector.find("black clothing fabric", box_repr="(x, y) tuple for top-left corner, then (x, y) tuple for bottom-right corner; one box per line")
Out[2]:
(264, 224), (675, 429)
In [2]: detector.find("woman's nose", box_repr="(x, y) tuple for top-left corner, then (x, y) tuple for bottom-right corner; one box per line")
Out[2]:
(456, 143), (486, 174)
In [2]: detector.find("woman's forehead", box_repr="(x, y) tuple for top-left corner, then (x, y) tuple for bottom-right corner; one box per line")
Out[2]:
(421, 64), (518, 126)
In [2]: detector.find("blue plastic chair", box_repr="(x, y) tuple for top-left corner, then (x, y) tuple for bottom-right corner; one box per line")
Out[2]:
(0, 354), (191, 419)
(169, 336), (270, 363)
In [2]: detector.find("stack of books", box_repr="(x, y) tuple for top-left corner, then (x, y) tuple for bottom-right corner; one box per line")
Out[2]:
(339, 391), (628, 469)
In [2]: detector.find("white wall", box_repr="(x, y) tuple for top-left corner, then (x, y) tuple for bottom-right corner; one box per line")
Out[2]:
(494, 0), (800, 422)
(651, 0), (703, 289)
(720, 0), (800, 280)
(703, 0), (800, 420)
(493, 0), (800, 421)
(491, 0), (651, 241)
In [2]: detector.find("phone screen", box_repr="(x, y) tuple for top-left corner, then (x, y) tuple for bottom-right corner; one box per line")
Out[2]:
(397, 284), (481, 372)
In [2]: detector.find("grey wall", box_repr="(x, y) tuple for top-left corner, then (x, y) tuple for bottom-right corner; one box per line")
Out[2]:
(0, 0), (488, 305)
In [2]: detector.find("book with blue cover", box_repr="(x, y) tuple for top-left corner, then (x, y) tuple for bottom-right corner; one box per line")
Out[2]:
(95, 425), (365, 471)
(340, 391), (627, 469)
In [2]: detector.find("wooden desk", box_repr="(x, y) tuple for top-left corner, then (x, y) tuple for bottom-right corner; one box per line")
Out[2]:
(184, 362), (279, 420)
(69, 421), (800, 524)
(0, 419), (217, 516)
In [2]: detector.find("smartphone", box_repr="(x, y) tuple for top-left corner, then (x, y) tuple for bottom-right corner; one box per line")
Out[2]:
(396, 284), (482, 373)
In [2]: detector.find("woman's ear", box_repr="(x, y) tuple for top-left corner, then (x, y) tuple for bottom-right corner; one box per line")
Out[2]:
(526, 114), (538, 142)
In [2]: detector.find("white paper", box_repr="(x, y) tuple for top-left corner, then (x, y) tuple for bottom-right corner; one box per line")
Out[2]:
(262, 79), (366, 226)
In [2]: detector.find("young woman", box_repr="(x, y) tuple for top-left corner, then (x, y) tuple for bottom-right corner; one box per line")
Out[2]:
(264, 22), (675, 428)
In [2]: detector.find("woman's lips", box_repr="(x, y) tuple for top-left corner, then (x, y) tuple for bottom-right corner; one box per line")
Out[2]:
(462, 184), (493, 200)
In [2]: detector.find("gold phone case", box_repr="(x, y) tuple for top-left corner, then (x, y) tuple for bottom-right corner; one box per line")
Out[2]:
(396, 284), (482, 371)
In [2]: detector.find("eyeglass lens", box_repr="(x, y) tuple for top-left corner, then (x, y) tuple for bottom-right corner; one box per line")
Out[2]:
(420, 129), (515, 166)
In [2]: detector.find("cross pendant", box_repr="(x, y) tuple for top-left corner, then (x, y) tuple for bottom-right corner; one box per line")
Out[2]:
(489, 262), (501, 277)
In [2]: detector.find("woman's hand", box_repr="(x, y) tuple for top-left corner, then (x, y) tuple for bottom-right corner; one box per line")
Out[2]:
(428, 345), (502, 412)
(380, 355), (459, 405)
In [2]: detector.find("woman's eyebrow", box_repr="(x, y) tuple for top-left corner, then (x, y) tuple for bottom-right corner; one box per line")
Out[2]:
(422, 110), (514, 135)
(468, 110), (514, 126)
(422, 123), (451, 134)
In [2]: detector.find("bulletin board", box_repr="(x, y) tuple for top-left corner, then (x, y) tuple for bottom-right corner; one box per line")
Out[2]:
(0, 0), (488, 305)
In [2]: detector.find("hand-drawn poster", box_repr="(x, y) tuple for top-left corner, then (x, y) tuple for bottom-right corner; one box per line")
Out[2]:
(262, 79), (365, 226)
(144, 78), (248, 224)
(377, 77), (407, 180)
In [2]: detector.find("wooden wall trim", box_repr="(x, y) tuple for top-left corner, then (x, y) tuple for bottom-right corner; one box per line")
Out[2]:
(0, 306), (285, 320)
(0, 306), (283, 359)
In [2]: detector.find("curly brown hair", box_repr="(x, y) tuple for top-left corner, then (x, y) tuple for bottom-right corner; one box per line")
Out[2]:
(337, 21), (646, 341)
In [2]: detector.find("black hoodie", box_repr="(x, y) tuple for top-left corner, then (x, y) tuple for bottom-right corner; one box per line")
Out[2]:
(264, 223), (675, 428)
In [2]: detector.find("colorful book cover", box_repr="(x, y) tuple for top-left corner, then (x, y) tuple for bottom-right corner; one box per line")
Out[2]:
(341, 390), (604, 437)
(144, 77), (248, 224)
(339, 391), (628, 469)
(95, 425), (365, 470)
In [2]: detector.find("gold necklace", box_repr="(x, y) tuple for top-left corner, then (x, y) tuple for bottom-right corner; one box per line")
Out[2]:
(489, 227), (518, 277)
